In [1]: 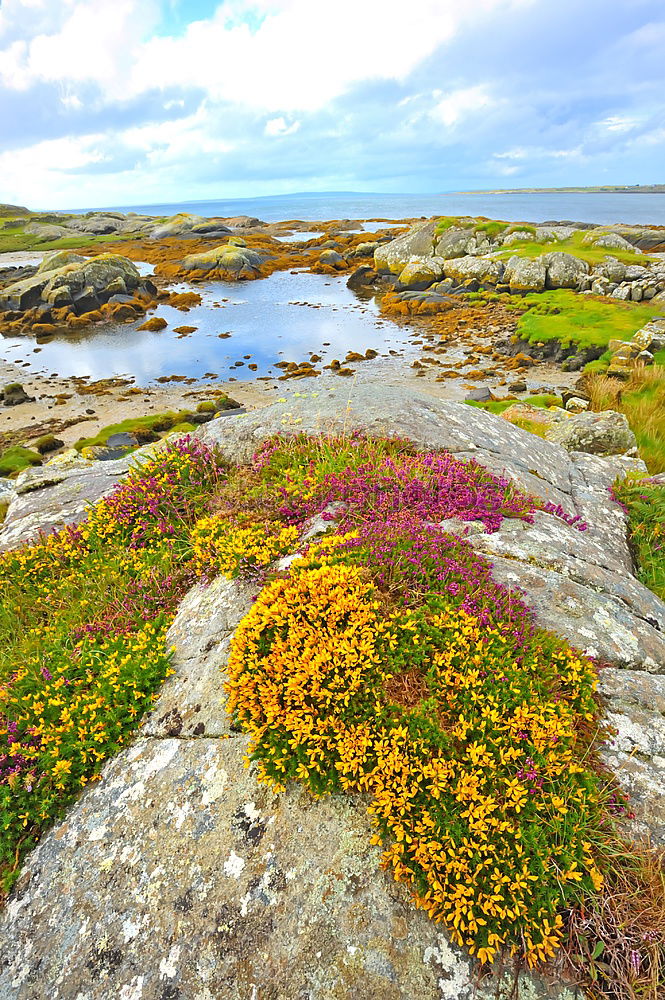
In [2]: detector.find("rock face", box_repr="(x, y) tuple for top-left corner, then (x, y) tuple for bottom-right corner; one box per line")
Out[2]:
(0, 253), (148, 314)
(504, 255), (547, 292)
(181, 245), (263, 280)
(542, 252), (589, 289)
(501, 403), (637, 457)
(0, 452), (136, 552)
(373, 220), (440, 273)
(1, 386), (664, 999)
(442, 255), (504, 285)
(149, 213), (232, 240)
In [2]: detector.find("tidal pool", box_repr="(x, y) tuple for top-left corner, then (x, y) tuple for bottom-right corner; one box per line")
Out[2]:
(0, 270), (417, 385)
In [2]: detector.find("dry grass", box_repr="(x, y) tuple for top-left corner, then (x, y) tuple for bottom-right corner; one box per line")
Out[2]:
(585, 365), (665, 474)
(565, 842), (665, 1000)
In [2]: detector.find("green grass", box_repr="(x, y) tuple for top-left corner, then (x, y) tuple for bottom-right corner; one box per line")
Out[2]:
(613, 480), (665, 600)
(516, 290), (663, 350)
(0, 227), (141, 254)
(74, 398), (235, 452)
(495, 229), (649, 267)
(466, 393), (562, 415)
(0, 446), (42, 477)
(434, 217), (509, 240)
(74, 412), (196, 452)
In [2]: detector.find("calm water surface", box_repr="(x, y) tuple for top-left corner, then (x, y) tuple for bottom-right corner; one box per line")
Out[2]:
(0, 271), (418, 384)
(64, 191), (665, 227)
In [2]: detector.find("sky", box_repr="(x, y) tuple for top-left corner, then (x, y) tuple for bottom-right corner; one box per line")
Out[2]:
(0, 0), (663, 210)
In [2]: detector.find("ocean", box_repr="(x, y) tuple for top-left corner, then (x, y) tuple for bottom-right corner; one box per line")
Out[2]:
(65, 190), (665, 227)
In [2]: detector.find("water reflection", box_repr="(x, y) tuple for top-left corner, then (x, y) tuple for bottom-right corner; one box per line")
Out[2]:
(0, 271), (415, 384)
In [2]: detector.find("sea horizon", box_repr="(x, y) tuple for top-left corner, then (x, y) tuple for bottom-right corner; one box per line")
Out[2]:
(54, 189), (665, 228)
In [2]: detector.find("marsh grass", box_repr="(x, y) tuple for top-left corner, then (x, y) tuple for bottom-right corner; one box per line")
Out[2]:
(586, 365), (665, 474)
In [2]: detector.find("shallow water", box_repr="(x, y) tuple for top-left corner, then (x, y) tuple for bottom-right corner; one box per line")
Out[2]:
(0, 271), (418, 384)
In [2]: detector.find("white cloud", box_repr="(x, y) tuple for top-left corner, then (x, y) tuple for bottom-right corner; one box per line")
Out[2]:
(0, 0), (532, 111)
(430, 85), (496, 127)
(264, 116), (300, 136)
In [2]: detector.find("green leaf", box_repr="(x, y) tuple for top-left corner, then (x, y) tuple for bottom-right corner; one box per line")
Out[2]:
(591, 940), (605, 960)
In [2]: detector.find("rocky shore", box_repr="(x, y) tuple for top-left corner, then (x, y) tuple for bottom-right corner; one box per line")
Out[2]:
(1, 207), (664, 493)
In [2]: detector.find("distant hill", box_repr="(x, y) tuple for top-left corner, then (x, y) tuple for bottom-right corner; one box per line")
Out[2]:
(0, 203), (30, 217)
(454, 184), (665, 195)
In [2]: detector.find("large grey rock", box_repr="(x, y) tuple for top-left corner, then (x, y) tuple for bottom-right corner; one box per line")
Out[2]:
(597, 669), (665, 845)
(594, 256), (626, 283)
(433, 227), (478, 260)
(181, 245), (263, 279)
(542, 252), (589, 289)
(535, 226), (577, 243)
(546, 409), (636, 456)
(442, 255), (504, 285)
(0, 454), (134, 551)
(23, 222), (70, 241)
(0, 726), (577, 1000)
(397, 256), (444, 289)
(0, 253), (143, 312)
(582, 231), (638, 252)
(1, 386), (664, 998)
(64, 214), (125, 235)
(504, 255), (547, 291)
(373, 220), (440, 274)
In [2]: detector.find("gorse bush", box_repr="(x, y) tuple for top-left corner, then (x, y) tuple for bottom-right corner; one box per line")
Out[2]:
(223, 438), (612, 967)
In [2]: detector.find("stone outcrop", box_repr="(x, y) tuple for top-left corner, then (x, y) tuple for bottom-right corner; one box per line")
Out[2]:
(0, 451), (137, 552)
(148, 213), (233, 240)
(0, 253), (151, 315)
(1, 386), (664, 999)
(504, 255), (547, 292)
(373, 220), (440, 273)
(181, 244), (263, 280)
(442, 255), (504, 285)
(501, 403), (637, 457)
(542, 252), (589, 289)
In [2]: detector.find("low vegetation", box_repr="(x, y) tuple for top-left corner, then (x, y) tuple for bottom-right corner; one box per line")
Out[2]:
(1, 426), (663, 995)
(586, 364), (665, 474)
(612, 478), (665, 600)
(73, 397), (236, 453)
(0, 446), (42, 477)
(495, 230), (648, 267)
(515, 290), (663, 351)
(0, 438), (223, 893)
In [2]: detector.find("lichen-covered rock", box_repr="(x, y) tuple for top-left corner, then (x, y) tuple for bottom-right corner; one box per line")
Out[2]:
(504, 255), (547, 291)
(442, 255), (504, 286)
(594, 256), (627, 283)
(535, 226), (578, 243)
(148, 212), (207, 239)
(397, 256), (444, 289)
(433, 227), (478, 260)
(542, 252), (589, 289)
(23, 222), (71, 241)
(35, 250), (86, 274)
(1, 386), (664, 998)
(582, 231), (639, 252)
(0, 253), (144, 314)
(373, 219), (440, 274)
(181, 244), (263, 280)
(546, 409), (636, 456)
(319, 248), (346, 268)
(502, 229), (537, 246)
(0, 725), (578, 1000)
(64, 213), (126, 235)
